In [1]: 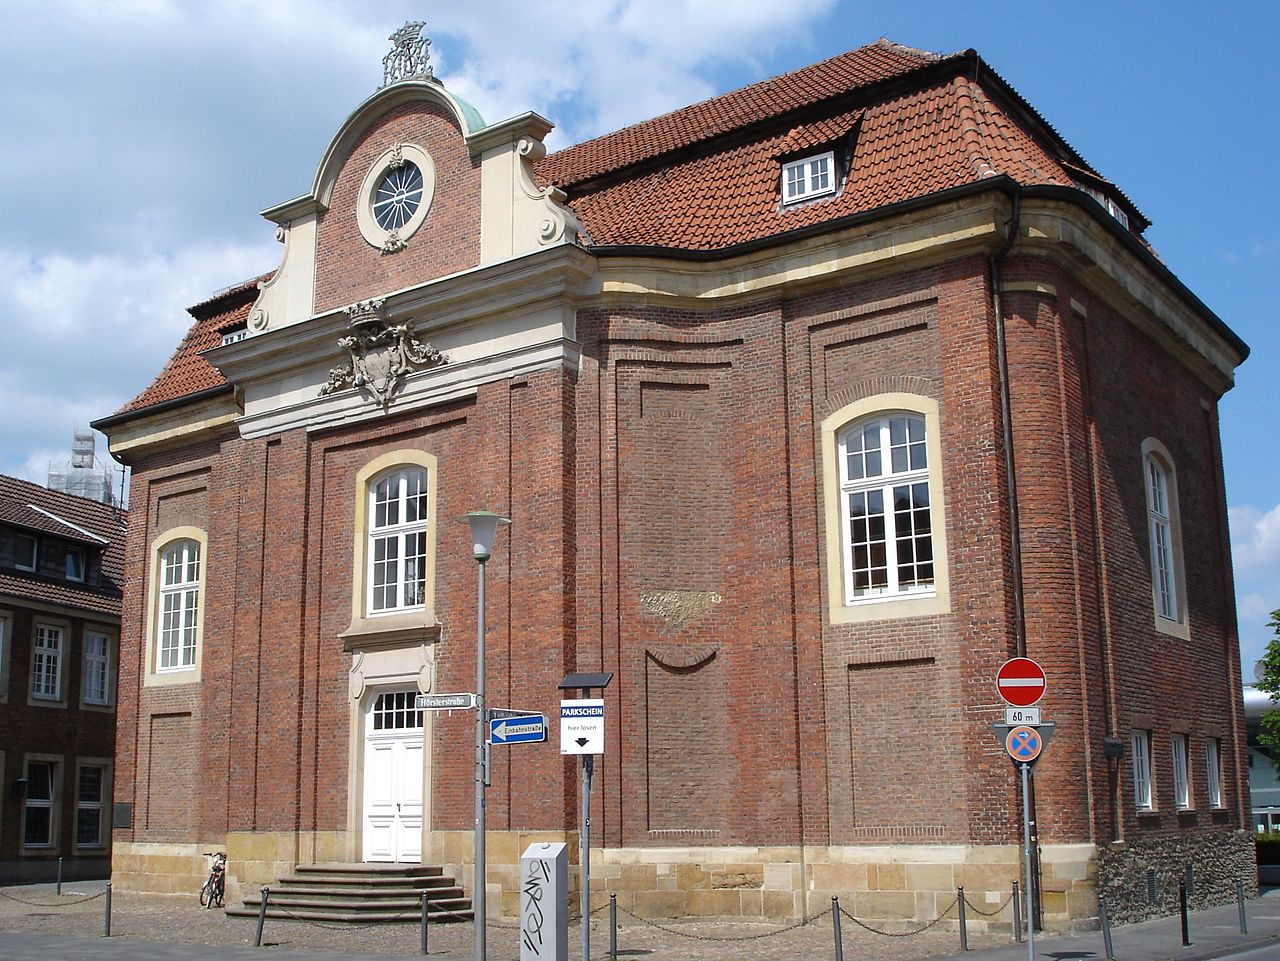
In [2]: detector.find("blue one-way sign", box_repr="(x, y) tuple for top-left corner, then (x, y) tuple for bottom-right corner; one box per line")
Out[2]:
(490, 714), (547, 745)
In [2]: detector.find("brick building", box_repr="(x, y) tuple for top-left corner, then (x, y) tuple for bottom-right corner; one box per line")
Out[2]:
(92, 35), (1251, 926)
(0, 475), (124, 883)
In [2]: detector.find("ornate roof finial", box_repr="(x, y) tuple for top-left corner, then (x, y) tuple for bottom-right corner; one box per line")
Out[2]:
(381, 21), (433, 87)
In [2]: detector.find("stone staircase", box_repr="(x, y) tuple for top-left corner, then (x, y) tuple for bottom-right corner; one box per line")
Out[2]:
(226, 862), (474, 923)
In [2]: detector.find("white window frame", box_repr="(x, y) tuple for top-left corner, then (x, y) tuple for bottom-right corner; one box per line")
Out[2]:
(30, 623), (63, 702)
(21, 755), (60, 850)
(1132, 730), (1153, 811)
(158, 539), (201, 672)
(1206, 738), (1223, 808)
(82, 630), (112, 707)
(1142, 440), (1187, 637)
(144, 527), (207, 685)
(1172, 733), (1190, 809)
(15, 531), (37, 571)
(73, 759), (111, 850)
(837, 412), (936, 603)
(782, 150), (836, 204)
(367, 467), (430, 616)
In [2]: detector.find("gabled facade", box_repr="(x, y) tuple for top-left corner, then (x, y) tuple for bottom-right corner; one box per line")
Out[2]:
(93, 34), (1250, 926)
(0, 475), (124, 883)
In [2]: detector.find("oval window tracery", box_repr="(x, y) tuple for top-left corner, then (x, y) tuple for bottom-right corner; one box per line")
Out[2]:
(372, 161), (425, 231)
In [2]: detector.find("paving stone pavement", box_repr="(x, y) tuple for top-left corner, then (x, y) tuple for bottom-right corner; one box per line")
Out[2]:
(2, 880), (1279, 961)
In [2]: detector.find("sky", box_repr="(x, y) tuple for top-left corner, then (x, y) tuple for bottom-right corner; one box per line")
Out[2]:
(0, 0), (1276, 667)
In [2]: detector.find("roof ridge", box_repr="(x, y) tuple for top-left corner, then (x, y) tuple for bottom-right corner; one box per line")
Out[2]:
(541, 38), (963, 189)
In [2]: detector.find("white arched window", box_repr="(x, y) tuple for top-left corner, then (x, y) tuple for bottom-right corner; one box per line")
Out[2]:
(368, 467), (429, 614)
(158, 539), (201, 671)
(837, 413), (935, 603)
(1142, 440), (1187, 636)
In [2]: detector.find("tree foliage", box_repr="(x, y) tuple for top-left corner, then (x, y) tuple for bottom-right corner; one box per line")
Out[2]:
(1254, 609), (1280, 765)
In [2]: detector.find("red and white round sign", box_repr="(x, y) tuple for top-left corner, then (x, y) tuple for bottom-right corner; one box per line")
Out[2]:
(996, 657), (1046, 707)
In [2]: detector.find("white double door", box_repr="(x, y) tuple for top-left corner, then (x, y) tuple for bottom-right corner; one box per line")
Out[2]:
(362, 691), (425, 863)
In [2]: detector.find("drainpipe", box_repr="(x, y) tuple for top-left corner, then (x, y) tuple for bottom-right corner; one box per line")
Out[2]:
(989, 191), (1043, 928)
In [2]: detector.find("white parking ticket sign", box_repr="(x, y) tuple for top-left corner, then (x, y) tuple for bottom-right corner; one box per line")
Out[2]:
(560, 699), (604, 755)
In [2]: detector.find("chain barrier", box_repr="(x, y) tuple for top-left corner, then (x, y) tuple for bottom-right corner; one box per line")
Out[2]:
(961, 890), (1014, 918)
(614, 903), (826, 942)
(427, 901), (521, 929)
(839, 894), (959, 938)
(271, 902), (420, 930)
(0, 888), (107, 908)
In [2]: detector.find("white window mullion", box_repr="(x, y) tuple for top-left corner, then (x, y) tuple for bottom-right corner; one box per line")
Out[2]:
(1132, 731), (1152, 810)
(368, 468), (429, 615)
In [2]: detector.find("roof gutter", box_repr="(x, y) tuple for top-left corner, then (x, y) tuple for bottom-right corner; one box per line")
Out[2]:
(90, 383), (237, 433)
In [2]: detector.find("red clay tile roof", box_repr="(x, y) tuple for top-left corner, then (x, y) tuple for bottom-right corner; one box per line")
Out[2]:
(113, 275), (266, 416)
(537, 39), (947, 189)
(538, 45), (1091, 249)
(0, 474), (125, 618)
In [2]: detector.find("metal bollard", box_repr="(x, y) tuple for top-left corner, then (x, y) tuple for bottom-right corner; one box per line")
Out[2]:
(103, 881), (112, 938)
(610, 893), (617, 961)
(56, 857), (63, 896)
(832, 896), (845, 961)
(1237, 878), (1248, 934)
(1178, 879), (1191, 946)
(1012, 880), (1022, 943)
(255, 886), (270, 948)
(957, 886), (968, 951)
(1099, 893), (1115, 961)
(427, 895), (437, 957)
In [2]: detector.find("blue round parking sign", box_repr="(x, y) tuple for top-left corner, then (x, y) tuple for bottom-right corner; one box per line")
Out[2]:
(1005, 725), (1042, 763)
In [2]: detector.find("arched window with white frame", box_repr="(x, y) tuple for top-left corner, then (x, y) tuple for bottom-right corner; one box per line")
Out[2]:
(158, 538), (201, 671)
(1141, 439), (1187, 636)
(837, 412), (935, 603)
(368, 467), (429, 615)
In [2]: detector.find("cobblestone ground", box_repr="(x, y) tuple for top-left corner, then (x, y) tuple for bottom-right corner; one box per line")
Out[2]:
(0, 884), (1016, 960)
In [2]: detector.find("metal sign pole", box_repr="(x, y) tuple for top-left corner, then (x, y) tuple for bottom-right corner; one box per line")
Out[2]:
(1021, 761), (1034, 961)
(582, 754), (593, 961)
(475, 557), (488, 961)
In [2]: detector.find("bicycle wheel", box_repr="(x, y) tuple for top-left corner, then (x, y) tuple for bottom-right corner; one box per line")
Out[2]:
(199, 877), (215, 907)
(212, 875), (225, 908)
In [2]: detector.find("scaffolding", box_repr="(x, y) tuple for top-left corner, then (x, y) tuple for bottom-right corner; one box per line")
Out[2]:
(46, 430), (118, 505)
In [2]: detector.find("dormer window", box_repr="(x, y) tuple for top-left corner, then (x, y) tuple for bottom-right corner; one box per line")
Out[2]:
(220, 325), (248, 346)
(15, 532), (37, 571)
(782, 151), (836, 204)
(65, 547), (85, 582)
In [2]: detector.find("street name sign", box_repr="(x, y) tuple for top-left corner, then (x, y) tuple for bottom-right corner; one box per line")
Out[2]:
(416, 692), (476, 711)
(491, 714), (547, 745)
(996, 657), (1046, 708)
(560, 699), (604, 755)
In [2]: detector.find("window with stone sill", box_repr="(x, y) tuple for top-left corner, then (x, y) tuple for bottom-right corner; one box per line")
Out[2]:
(1206, 738), (1223, 808)
(838, 413), (935, 604)
(1142, 441), (1187, 636)
(1172, 732), (1190, 810)
(31, 623), (63, 701)
(156, 537), (202, 673)
(83, 631), (112, 706)
(1132, 730), (1153, 812)
(23, 758), (57, 848)
(368, 467), (429, 615)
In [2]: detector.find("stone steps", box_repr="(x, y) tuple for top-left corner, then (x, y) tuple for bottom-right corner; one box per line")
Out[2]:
(226, 862), (473, 924)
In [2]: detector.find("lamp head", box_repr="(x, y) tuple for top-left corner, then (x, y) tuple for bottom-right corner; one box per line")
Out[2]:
(458, 509), (510, 562)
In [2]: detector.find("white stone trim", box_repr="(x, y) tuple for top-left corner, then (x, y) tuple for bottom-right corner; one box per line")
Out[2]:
(355, 144), (436, 251)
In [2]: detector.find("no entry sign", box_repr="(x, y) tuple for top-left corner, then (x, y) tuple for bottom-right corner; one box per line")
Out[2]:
(996, 657), (1046, 708)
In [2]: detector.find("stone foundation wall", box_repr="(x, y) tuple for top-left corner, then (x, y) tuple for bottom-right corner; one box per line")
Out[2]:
(114, 832), (1105, 931)
(1096, 829), (1256, 924)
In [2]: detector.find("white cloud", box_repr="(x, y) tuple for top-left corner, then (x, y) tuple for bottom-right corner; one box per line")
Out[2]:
(1231, 503), (1280, 579)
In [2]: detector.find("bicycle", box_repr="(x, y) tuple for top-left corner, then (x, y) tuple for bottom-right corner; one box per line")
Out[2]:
(199, 851), (227, 908)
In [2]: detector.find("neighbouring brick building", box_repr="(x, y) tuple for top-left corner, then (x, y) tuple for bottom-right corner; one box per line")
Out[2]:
(0, 475), (124, 883)
(91, 33), (1251, 927)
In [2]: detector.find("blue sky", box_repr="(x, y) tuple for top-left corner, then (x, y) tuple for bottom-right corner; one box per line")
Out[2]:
(0, 1), (1275, 666)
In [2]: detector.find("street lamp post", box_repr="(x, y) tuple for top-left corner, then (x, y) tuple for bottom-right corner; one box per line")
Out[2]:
(458, 509), (510, 961)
